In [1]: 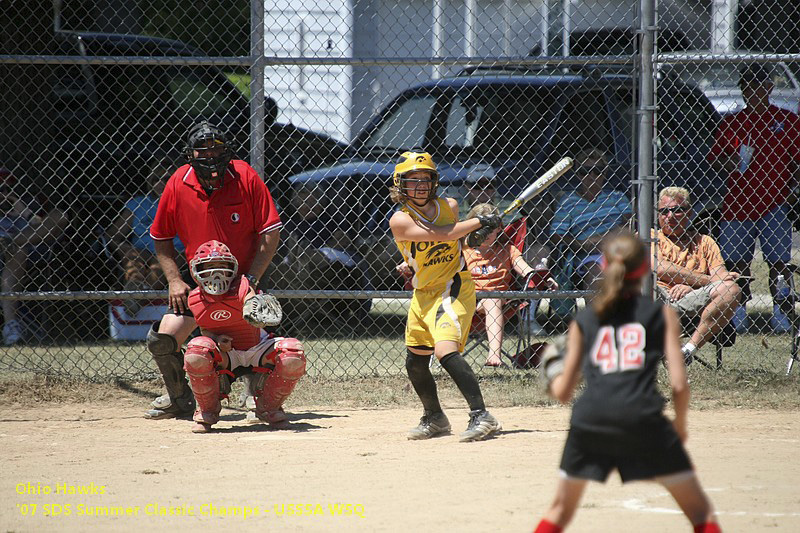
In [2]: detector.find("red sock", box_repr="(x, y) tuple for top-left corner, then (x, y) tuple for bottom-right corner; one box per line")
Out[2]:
(694, 523), (721, 533)
(534, 519), (563, 533)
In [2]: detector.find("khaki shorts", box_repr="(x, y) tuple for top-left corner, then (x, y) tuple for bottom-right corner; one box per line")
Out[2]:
(656, 281), (723, 319)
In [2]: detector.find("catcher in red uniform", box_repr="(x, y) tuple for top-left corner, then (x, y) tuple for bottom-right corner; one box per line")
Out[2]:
(184, 240), (305, 433)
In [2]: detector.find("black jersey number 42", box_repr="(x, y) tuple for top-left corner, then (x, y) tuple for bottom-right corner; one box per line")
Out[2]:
(589, 324), (646, 374)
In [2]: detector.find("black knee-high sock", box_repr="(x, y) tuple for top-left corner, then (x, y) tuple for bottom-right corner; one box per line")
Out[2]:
(439, 352), (485, 412)
(405, 351), (443, 414)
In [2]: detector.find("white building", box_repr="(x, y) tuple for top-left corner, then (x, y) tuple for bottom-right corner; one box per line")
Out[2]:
(265, 0), (727, 143)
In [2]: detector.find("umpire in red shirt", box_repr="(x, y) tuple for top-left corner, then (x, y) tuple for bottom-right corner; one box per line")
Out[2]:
(144, 122), (282, 419)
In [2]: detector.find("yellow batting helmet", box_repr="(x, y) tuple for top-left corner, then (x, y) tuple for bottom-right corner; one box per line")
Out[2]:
(392, 151), (439, 203)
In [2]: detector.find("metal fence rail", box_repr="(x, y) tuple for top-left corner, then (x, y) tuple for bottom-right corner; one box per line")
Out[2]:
(2, 0), (800, 380)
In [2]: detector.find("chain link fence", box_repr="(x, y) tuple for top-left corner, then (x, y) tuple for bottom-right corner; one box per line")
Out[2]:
(2, 0), (800, 381)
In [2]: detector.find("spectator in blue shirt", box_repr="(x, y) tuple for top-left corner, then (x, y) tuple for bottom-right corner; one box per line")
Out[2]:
(2, 166), (69, 345)
(271, 183), (371, 328)
(110, 156), (185, 314)
(549, 149), (632, 290)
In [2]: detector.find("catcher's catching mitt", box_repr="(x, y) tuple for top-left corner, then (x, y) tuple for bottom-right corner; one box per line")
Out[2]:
(243, 293), (283, 327)
(539, 335), (566, 393)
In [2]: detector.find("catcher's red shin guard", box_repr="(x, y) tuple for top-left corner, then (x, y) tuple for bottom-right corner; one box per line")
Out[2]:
(184, 336), (223, 426)
(254, 338), (306, 422)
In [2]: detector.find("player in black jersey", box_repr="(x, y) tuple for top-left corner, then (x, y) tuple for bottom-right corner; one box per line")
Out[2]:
(533, 232), (721, 533)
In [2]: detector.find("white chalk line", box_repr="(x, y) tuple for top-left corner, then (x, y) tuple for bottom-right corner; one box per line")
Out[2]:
(620, 487), (800, 518)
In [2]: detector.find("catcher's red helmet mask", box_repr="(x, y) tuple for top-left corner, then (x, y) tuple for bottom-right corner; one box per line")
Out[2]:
(190, 240), (239, 295)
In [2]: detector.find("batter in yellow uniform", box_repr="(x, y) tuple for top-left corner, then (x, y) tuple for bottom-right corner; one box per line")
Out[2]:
(397, 197), (476, 350)
(389, 151), (503, 442)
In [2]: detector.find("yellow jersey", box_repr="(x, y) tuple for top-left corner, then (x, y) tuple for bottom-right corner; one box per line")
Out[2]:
(395, 198), (466, 290)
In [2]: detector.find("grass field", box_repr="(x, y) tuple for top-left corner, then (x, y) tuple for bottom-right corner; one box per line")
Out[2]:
(2, 274), (800, 410)
(2, 328), (799, 412)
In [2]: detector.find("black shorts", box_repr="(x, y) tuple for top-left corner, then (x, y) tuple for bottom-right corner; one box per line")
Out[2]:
(559, 417), (693, 483)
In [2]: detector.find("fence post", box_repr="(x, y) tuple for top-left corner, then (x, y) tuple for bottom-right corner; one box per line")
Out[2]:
(250, 0), (266, 177)
(637, 0), (656, 295)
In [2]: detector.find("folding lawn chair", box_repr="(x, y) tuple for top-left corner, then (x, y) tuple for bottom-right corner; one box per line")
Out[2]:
(464, 216), (552, 367)
(785, 264), (800, 375)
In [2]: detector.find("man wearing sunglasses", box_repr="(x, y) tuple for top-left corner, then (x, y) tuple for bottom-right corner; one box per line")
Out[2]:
(653, 187), (741, 364)
(550, 149), (632, 291)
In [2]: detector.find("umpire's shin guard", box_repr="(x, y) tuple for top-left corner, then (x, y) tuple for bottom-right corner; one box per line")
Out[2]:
(439, 352), (485, 412)
(146, 324), (194, 418)
(405, 350), (443, 414)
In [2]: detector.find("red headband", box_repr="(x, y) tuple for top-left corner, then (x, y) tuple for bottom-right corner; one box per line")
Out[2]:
(600, 256), (650, 280)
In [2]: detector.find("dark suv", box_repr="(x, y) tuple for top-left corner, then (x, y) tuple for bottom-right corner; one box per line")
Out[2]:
(291, 65), (723, 290)
(45, 31), (346, 227)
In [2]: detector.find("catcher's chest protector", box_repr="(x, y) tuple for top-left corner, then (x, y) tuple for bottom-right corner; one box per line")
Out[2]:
(189, 283), (261, 349)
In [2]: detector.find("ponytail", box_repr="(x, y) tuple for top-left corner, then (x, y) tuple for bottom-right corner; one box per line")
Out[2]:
(593, 259), (627, 319)
(592, 232), (649, 320)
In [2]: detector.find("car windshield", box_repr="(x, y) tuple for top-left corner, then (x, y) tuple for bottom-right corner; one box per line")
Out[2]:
(360, 85), (553, 160)
(361, 94), (436, 153)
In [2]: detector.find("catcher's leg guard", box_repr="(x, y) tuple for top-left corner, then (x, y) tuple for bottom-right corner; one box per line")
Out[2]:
(254, 338), (306, 426)
(145, 323), (195, 419)
(184, 336), (223, 427)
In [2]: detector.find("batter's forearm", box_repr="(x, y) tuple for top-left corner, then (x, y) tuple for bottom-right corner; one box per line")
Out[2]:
(396, 218), (482, 242)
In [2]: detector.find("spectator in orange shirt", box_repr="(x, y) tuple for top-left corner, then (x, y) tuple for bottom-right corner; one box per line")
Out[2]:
(652, 187), (741, 365)
(464, 203), (558, 367)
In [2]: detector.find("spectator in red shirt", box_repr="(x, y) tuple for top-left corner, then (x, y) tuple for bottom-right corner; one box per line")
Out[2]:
(708, 63), (800, 333)
(144, 122), (282, 419)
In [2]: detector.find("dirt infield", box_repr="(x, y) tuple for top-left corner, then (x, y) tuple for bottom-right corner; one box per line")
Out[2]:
(1, 402), (798, 532)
